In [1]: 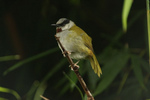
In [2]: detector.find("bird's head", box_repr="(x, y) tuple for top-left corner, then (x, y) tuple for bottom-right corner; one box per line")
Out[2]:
(51, 18), (75, 33)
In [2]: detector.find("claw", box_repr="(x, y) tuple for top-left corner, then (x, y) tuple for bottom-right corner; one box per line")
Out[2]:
(63, 51), (71, 57)
(69, 61), (80, 71)
(75, 61), (80, 65)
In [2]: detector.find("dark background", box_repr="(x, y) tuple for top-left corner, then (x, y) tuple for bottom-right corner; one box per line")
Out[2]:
(0, 0), (149, 100)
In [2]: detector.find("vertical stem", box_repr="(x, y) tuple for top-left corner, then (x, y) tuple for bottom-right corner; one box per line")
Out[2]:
(146, 0), (150, 64)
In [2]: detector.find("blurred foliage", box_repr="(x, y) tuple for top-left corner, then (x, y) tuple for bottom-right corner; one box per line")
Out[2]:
(146, 0), (150, 63)
(0, 0), (149, 100)
(122, 0), (133, 32)
(0, 86), (21, 100)
(0, 55), (20, 62)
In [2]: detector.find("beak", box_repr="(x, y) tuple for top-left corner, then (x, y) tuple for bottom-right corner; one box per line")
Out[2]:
(51, 24), (60, 27)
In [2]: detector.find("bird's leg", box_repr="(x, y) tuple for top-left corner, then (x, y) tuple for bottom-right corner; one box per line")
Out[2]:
(62, 50), (71, 57)
(69, 60), (80, 71)
(73, 60), (80, 70)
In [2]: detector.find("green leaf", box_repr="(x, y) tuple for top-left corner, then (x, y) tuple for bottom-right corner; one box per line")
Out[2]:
(0, 86), (21, 100)
(93, 50), (130, 96)
(131, 55), (147, 90)
(0, 55), (20, 61)
(117, 71), (130, 94)
(122, 0), (133, 32)
(83, 94), (87, 100)
(33, 85), (47, 100)
(55, 76), (67, 89)
(34, 59), (67, 100)
(63, 72), (83, 100)
(26, 81), (40, 100)
(3, 47), (59, 75)
(120, 80), (143, 100)
(68, 70), (78, 90)
(58, 71), (78, 96)
(59, 84), (70, 96)
(0, 97), (8, 100)
(140, 57), (150, 74)
(56, 60), (84, 95)
(146, 0), (150, 64)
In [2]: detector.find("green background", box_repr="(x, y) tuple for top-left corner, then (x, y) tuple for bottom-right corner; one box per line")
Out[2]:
(0, 0), (149, 100)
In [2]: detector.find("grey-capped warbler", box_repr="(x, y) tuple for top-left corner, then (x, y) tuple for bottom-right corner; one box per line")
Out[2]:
(52, 18), (102, 77)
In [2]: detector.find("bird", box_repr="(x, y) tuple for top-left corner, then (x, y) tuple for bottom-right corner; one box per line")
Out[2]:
(52, 18), (102, 77)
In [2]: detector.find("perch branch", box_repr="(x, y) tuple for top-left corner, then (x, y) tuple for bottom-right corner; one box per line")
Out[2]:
(55, 35), (94, 100)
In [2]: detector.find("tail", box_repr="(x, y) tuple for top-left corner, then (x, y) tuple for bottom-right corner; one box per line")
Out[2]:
(88, 53), (102, 77)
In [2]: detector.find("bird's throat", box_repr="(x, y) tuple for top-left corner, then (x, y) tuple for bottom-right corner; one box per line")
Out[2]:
(56, 28), (62, 33)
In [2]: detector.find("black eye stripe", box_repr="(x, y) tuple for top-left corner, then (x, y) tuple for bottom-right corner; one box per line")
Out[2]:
(58, 19), (70, 26)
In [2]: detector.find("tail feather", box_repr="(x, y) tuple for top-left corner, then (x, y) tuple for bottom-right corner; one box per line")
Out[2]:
(88, 53), (102, 77)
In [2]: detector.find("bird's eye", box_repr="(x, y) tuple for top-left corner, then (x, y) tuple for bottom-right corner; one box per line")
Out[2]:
(59, 19), (70, 26)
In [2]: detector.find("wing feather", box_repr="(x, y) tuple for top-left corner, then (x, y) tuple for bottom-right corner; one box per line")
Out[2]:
(70, 25), (94, 52)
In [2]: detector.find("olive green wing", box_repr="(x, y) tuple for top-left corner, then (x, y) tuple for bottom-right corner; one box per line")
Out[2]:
(70, 25), (94, 52)
(81, 32), (94, 52)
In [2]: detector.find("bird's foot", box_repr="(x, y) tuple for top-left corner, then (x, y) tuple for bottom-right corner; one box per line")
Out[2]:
(63, 50), (71, 57)
(69, 61), (80, 71)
